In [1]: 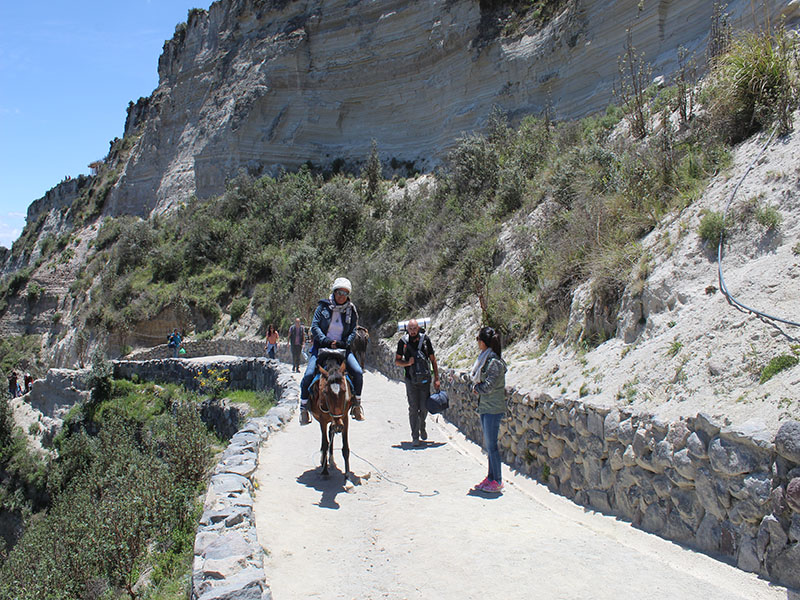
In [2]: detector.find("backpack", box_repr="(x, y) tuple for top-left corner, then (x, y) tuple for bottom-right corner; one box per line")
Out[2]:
(427, 390), (449, 414)
(404, 332), (431, 385)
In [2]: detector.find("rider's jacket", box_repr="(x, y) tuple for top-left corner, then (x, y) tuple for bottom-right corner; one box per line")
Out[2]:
(309, 297), (358, 357)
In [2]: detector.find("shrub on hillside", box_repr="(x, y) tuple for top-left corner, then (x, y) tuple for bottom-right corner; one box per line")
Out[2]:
(698, 210), (727, 247)
(707, 26), (797, 142)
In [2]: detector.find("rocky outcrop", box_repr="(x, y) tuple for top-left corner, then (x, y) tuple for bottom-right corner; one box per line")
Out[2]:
(106, 0), (800, 217)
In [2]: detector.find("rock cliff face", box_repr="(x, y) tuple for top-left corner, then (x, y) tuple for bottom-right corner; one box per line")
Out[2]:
(105, 0), (800, 217)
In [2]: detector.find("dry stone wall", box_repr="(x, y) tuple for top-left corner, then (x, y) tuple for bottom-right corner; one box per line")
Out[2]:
(368, 339), (800, 589)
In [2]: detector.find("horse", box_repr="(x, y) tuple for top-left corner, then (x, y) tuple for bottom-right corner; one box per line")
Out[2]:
(351, 325), (369, 370)
(308, 349), (352, 480)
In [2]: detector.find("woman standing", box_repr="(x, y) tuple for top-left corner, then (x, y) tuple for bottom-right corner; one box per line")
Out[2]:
(470, 326), (507, 493)
(266, 324), (280, 359)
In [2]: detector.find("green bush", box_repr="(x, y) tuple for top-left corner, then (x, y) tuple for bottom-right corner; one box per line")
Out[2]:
(698, 210), (727, 247)
(229, 297), (249, 322)
(760, 354), (799, 384)
(708, 27), (797, 142)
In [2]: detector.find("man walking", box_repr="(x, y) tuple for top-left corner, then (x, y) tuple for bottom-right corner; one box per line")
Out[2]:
(395, 319), (440, 446)
(287, 317), (305, 372)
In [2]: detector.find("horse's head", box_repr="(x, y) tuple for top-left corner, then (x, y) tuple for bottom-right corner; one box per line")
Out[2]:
(318, 360), (350, 433)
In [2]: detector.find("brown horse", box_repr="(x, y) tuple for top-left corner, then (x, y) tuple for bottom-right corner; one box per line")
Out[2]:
(308, 349), (352, 480)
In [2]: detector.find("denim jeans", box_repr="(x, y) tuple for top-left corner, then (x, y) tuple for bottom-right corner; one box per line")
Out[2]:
(300, 352), (363, 401)
(480, 412), (503, 483)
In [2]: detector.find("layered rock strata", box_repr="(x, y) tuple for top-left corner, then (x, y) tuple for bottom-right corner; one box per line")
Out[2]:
(106, 0), (800, 217)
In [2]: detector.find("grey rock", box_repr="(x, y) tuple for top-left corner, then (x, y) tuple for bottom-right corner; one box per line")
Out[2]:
(787, 477), (800, 513)
(664, 508), (695, 544)
(665, 420), (690, 451)
(672, 448), (696, 480)
(202, 531), (254, 561)
(587, 489), (611, 513)
(652, 474), (673, 498)
(720, 420), (774, 453)
(600, 463), (616, 490)
(694, 467), (726, 520)
(608, 446), (625, 471)
(197, 567), (265, 600)
(756, 514), (787, 563)
(652, 440), (674, 472)
(617, 418), (637, 446)
(587, 411), (604, 439)
(775, 420), (800, 463)
(686, 432), (708, 459)
(708, 437), (761, 476)
(695, 513), (722, 553)
(736, 534), (762, 574)
(604, 410), (621, 442)
(693, 413), (722, 438)
(729, 472), (772, 506)
(768, 541), (800, 589)
(641, 500), (668, 533)
(789, 513), (800, 542)
(670, 487), (705, 528)
(622, 445), (637, 467)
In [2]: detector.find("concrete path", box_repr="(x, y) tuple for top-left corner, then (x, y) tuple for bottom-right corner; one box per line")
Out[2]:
(254, 370), (795, 600)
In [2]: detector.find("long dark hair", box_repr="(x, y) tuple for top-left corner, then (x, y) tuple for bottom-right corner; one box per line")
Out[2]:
(477, 326), (502, 358)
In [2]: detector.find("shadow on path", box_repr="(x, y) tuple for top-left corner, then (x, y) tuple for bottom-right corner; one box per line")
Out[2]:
(296, 466), (349, 509)
(391, 441), (447, 451)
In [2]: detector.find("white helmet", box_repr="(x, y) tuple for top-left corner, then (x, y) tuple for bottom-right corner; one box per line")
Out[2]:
(331, 277), (352, 294)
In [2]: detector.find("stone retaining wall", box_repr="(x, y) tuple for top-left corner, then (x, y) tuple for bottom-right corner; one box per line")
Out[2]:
(113, 356), (299, 600)
(126, 339), (302, 364)
(367, 339), (800, 589)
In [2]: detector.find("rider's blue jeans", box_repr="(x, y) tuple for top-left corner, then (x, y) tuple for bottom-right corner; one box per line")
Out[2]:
(300, 352), (363, 401)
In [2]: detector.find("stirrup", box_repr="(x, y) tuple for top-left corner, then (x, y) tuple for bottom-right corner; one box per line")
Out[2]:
(351, 404), (364, 421)
(300, 407), (311, 425)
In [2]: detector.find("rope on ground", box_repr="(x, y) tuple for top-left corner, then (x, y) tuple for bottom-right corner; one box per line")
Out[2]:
(717, 126), (800, 329)
(349, 450), (440, 498)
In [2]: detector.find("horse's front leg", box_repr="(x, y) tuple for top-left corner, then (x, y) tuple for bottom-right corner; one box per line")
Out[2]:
(328, 425), (336, 469)
(342, 423), (350, 483)
(320, 422), (329, 478)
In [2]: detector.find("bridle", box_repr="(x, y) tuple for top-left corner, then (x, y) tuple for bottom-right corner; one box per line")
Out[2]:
(318, 362), (350, 419)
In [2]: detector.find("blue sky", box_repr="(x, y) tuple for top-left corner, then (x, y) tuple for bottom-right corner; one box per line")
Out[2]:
(0, 1), (208, 249)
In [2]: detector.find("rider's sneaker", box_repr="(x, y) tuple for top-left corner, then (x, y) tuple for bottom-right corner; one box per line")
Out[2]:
(299, 407), (311, 425)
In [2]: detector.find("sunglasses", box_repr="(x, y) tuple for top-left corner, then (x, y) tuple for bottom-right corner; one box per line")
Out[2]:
(334, 290), (349, 297)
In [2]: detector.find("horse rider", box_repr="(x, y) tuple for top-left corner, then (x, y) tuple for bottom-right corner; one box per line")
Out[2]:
(299, 277), (365, 425)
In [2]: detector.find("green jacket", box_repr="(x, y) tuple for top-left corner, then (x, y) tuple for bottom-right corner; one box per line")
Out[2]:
(474, 350), (507, 414)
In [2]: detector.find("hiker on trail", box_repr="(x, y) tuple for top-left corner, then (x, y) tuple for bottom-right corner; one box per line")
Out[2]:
(7, 371), (18, 398)
(23, 372), (33, 394)
(266, 324), (280, 360)
(470, 326), (507, 493)
(287, 318), (305, 372)
(167, 328), (182, 358)
(395, 319), (440, 446)
(299, 277), (364, 425)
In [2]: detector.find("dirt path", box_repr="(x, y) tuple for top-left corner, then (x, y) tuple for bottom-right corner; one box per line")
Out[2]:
(253, 370), (792, 600)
